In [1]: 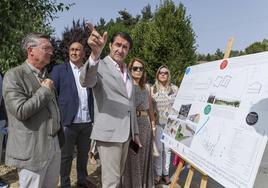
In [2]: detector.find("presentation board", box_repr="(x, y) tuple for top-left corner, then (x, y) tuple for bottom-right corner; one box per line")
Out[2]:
(162, 52), (268, 188)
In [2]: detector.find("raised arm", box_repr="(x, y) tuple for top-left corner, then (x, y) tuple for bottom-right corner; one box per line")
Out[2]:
(80, 22), (108, 88)
(86, 22), (108, 61)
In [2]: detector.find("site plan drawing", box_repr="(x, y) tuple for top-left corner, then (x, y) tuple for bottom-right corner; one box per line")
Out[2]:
(161, 52), (268, 188)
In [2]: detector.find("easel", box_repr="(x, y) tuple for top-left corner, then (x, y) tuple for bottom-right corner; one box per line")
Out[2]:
(170, 37), (235, 188)
(170, 155), (208, 188)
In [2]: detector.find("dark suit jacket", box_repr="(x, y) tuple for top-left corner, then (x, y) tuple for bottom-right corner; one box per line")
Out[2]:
(50, 62), (94, 127)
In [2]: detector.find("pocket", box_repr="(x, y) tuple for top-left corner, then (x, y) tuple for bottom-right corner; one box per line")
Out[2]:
(8, 128), (34, 160)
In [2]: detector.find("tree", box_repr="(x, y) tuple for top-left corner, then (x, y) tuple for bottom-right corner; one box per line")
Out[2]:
(130, 0), (197, 84)
(0, 0), (72, 73)
(130, 21), (161, 81)
(116, 10), (139, 26)
(141, 4), (154, 21)
(214, 48), (224, 60)
(95, 10), (136, 58)
(70, 0), (196, 85)
(206, 53), (212, 61)
(196, 54), (207, 61)
(230, 50), (244, 57)
(57, 20), (91, 63)
(245, 39), (268, 54)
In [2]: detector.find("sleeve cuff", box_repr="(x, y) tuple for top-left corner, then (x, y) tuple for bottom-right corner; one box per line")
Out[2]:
(89, 56), (100, 66)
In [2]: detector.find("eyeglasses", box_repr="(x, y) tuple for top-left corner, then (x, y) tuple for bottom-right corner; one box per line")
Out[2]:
(159, 71), (168, 75)
(132, 66), (144, 72)
(31, 44), (54, 52)
(39, 45), (54, 52)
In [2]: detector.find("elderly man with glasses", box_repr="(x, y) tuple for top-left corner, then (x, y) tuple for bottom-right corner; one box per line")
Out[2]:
(2, 33), (65, 188)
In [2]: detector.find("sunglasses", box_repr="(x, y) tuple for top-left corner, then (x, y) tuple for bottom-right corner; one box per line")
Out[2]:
(132, 66), (144, 72)
(159, 71), (168, 75)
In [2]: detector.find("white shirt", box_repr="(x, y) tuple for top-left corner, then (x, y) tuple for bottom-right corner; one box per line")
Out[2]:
(69, 61), (91, 123)
(89, 56), (132, 98)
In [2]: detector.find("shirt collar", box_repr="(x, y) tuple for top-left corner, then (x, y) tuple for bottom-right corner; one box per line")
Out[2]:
(26, 61), (47, 79)
(107, 56), (126, 71)
(69, 61), (84, 71)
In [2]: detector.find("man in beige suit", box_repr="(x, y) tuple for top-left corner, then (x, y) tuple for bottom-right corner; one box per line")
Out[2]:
(80, 24), (141, 188)
(2, 33), (64, 188)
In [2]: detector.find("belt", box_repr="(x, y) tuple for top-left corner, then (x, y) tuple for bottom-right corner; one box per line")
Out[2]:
(136, 110), (148, 117)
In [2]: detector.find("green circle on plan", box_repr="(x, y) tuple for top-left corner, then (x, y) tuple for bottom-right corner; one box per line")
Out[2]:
(204, 105), (211, 115)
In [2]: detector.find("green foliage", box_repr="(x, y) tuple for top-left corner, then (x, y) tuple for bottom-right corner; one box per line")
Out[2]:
(58, 20), (91, 62)
(116, 10), (139, 26)
(130, 21), (161, 80)
(0, 0), (72, 73)
(245, 39), (268, 54)
(197, 48), (246, 62)
(130, 0), (197, 84)
(3, 0), (268, 82)
(141, 4), (154, 21)
(87, 0), (197, 85)
(197, 39), (268, 63)
(230, 50), (245, 57)
(95, 10), (136, 59)
(214, 48), (224, 60)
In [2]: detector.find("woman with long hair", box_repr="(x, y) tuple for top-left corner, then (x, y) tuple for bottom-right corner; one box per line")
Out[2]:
(151, 65), (178, 185)
(122, 58), (156, 188)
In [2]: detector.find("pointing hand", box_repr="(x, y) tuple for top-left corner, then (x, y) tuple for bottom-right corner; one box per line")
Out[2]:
(86, 22), (108, 61)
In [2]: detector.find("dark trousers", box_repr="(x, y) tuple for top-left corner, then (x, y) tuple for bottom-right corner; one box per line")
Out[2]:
(60, 122), (92, 188)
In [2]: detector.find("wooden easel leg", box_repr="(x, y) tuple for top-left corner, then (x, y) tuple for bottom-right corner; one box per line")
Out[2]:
(223, 37), (234, 59)
(184, 166), (194, 188)
(200, 175), (208, 188)
(170, 160), (184, 188)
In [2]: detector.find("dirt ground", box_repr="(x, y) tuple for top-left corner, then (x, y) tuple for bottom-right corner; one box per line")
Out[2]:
(0, 158), (101, 188)
(0, 155), (196, 188)
(1, 152), (224, 188)
(0, 158), (182, 188)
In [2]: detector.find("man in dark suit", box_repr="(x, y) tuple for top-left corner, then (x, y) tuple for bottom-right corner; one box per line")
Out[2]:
(3, 32), (64, 187)
(50, 41), (94, 188)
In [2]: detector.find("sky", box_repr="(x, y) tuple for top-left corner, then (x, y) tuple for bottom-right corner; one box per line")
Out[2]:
(51, 0), (268, 54)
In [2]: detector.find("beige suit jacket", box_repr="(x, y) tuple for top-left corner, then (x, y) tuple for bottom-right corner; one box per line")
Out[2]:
(80, 56), (139, 142)
(3, 62), (64, 171)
